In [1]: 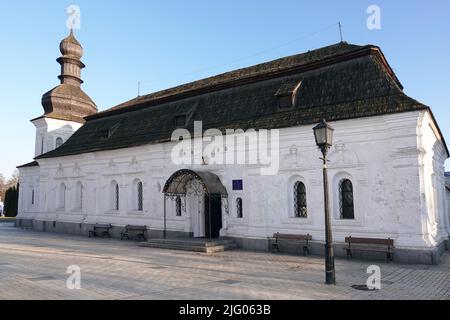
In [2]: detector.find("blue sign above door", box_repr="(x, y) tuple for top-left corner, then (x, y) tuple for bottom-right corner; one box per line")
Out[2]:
(232, 180), (243, 191)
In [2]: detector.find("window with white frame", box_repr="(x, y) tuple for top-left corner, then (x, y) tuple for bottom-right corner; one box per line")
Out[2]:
(75, 182), (83, 210)
(59, 183), (66, 209)
(41, 136), (44, 155)
(236, 197), (243, 218)
(175, 196), (182, 216)
(111, 181), (119, 211)
(294, 181), (307, 218)
(55, 137), (64, 148)
(134, 179), (143, 211)
(339, 179), (354, 219)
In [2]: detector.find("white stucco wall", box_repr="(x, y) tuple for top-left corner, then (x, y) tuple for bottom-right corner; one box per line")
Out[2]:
(416, 111), (450, 247)
(445, 174), (450, 232)
(18, 110), (450, 250)
(32, 117), (82, 157)
(446, 188), (450, 232)
(17, 166), (41, 219)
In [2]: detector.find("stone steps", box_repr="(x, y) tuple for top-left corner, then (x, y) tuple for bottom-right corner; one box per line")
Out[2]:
(140, 238), (237, 254)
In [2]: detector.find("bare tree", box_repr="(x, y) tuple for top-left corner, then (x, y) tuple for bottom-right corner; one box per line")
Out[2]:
(0, 171), (19, 201)
(0, 174), (6, 201)
(7, 170), (19, 187)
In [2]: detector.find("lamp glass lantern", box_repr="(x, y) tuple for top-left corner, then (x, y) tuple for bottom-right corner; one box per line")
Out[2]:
(313, 119), (334, 150)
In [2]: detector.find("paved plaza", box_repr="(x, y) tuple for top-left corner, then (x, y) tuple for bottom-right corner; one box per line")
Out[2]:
(0, 223), (448, 300)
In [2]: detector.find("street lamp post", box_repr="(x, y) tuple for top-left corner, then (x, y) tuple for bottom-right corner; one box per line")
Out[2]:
(313, 119), (336, 285)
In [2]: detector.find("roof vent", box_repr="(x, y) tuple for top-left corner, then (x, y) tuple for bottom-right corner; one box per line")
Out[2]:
(100, 122), (121, 139)
(175, 115), (187, 127)
(275, 80), (302, 110)
(100, 129), (112, 139)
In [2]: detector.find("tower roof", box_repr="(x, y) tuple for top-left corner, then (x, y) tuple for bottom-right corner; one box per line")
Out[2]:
(38, 30), (97, 123)
(59, 29), (83, 59)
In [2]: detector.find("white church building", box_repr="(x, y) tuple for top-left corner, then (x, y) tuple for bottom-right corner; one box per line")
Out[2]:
(17, 31), (450, 264)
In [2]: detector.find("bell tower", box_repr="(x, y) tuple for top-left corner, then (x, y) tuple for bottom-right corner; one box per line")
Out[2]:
(32, 30), (97, 157)
(57, 29), (85, 87)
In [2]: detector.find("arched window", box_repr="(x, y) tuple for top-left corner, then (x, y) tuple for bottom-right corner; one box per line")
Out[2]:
(236, 197), (243, 218)
(59, 183), (66, 209)
(111, 181), (119, 211)
(175, 196), (182, 216)
(31, 189), (35, 205)
(55, 137), (64, 148)
(41, 137), (44, 155)
(75, 182), (83, 210)
(339, 179), (354, 219)
(135, 180), (143, 211)
(294, 181), (307, 218)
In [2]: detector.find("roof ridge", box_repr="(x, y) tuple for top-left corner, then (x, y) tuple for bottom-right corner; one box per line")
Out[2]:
(91, 42), (374, 119)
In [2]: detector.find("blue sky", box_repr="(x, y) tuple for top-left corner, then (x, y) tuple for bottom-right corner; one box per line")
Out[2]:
(0, 0), (449, 178)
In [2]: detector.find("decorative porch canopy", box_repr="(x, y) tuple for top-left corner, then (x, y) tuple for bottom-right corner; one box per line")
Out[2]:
(161, 169), (228, 240)
(162, 169), (228, 197)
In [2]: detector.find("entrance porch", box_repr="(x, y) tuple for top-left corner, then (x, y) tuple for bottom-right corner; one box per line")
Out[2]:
(161, 169), (231, 247)
(140, 237), (237, 254)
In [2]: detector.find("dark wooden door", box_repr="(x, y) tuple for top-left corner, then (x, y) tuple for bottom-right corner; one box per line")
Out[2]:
(205, 194), (222, 238)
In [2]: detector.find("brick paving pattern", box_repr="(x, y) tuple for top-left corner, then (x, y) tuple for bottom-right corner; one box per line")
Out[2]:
(0, 223), (448, 300)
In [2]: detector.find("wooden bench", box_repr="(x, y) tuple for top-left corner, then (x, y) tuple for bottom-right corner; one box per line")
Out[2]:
(121, 225), (147, 241)
(89, 224), (112, 238)
(271, 233), (312, 256)
(345, 236), (394, 262)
